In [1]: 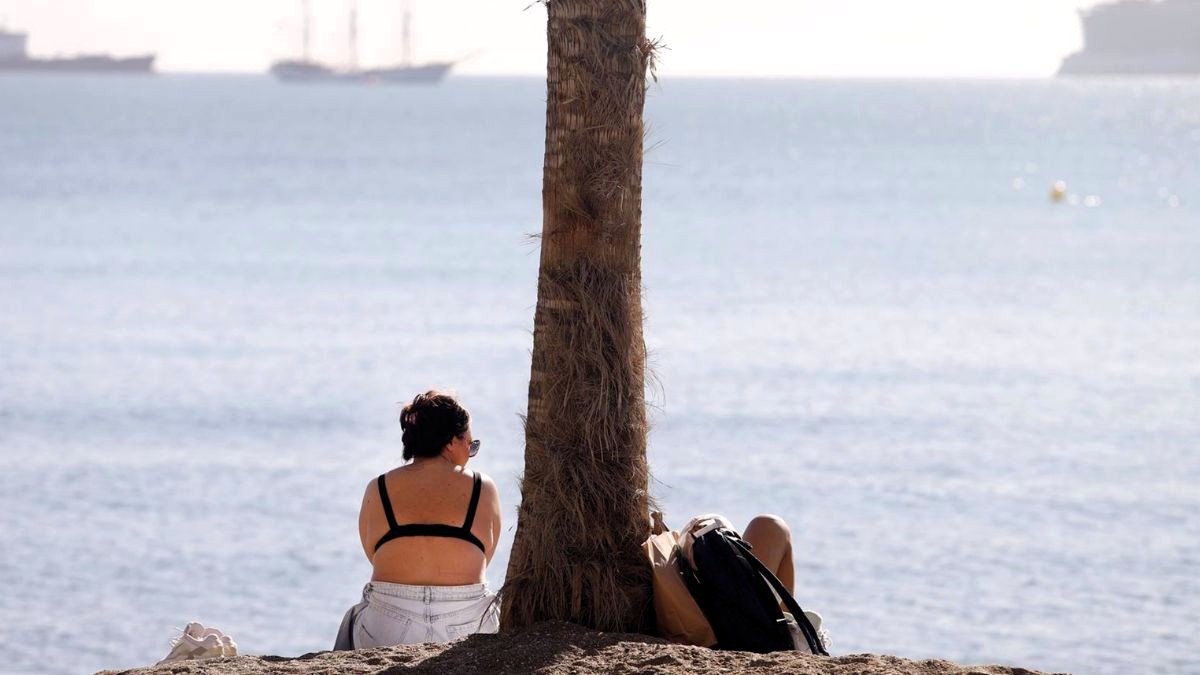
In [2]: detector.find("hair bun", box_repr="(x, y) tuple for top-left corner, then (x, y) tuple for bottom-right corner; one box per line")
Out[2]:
(399, 408), (418, 430)
(397, 391), (470, 461)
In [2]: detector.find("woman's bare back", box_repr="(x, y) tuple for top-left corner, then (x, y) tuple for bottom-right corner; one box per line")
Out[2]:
(358, 460), (501, 586)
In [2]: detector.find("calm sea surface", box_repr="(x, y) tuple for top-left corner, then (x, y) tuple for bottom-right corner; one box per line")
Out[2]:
(0, 75), (1197, 674)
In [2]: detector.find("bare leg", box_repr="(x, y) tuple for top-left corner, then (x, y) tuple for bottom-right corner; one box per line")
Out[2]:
(742, 514), (794, 594)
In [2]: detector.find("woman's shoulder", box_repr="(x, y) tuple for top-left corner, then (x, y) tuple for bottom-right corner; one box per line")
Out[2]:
(361, 467), (407, 500)
(471, 470), (501, 505)
(470, 468), (497, 486)
(368, 464), (494, 489)
(372, 464), (487, 487)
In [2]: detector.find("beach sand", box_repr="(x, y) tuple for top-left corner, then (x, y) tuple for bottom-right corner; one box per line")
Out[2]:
(101, 621), (1058, 675)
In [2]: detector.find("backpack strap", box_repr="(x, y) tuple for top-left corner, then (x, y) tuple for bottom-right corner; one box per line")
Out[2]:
(731, 536), (829, 656)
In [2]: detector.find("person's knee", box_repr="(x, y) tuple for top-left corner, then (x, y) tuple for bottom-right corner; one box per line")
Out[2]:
(746, 514), (791, 542)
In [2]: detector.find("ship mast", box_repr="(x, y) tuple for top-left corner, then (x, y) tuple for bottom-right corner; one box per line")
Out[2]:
(401, 6), (412, 66)
(301, 0), (312, 62)
(348, 0), (359, 71)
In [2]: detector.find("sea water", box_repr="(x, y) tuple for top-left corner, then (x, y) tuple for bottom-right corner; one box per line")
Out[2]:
(0, 75), (1197, 674)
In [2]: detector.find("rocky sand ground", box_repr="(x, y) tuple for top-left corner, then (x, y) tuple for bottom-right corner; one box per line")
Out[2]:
(101, 622), (1059, 675)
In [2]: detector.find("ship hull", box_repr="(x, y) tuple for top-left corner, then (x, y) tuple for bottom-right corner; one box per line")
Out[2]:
(1059, 0), (1200, 77)
(270, 60), (356, 82)
(1059, 50), (1200, 76)
(365, 62), (453, 84)
(0, 55), (154, 73)
(270, 60), (453, 84)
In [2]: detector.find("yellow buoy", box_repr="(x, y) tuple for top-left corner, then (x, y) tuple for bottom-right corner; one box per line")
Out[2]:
(1050, 180), (1067, 202)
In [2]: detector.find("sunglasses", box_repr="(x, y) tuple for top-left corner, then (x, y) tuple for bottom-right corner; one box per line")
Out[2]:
(468, 439), (481, 458)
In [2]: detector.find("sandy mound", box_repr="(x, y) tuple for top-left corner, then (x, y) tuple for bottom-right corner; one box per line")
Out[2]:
(101, 622), (1058, 675)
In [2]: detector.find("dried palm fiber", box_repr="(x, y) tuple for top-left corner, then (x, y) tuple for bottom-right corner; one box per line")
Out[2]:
(501, 0), (658, 633)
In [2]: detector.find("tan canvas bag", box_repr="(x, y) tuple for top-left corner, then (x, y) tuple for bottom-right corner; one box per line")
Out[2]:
(643, 513), (717, 647)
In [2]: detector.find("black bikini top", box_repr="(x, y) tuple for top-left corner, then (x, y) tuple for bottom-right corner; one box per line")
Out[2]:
(374, 471), (486, 554)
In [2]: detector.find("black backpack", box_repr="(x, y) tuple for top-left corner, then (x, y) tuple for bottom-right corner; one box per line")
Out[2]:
(678, 525), (828, 655)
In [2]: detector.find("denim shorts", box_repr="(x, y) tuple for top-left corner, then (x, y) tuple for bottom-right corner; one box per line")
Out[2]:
(352, 581), (500, 647)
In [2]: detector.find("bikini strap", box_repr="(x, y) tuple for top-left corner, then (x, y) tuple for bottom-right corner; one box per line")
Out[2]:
(462, 472), (483, 530)
(376, 474), (399, 530)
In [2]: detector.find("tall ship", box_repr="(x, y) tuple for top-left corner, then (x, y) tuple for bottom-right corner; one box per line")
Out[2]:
(1059, 0), (1200, 75)
(0, 28), (154, 73)
(270, 0), (454, 84)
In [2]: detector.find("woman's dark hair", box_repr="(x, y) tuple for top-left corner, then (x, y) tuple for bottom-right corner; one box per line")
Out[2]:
(399, 391), (470, 461)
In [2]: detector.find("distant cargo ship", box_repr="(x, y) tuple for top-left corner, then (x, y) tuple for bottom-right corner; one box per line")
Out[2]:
(0, 29), (154, 73)
(1059, 0), (1200, 76)
(270, 0), (454, 84)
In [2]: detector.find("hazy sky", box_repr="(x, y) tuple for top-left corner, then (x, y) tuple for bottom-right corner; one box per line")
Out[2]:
(3, 0), (1110, 77)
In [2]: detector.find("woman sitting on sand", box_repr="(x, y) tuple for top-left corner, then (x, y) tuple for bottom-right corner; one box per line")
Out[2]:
(349, 391), (502, 646)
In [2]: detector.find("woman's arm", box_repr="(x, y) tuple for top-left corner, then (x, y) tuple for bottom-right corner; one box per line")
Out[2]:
(357, 480), (376, 565)
(480, 474), (503, 565)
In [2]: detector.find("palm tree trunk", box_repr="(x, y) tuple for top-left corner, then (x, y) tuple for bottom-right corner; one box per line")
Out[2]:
(501, 0), (655, 633)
